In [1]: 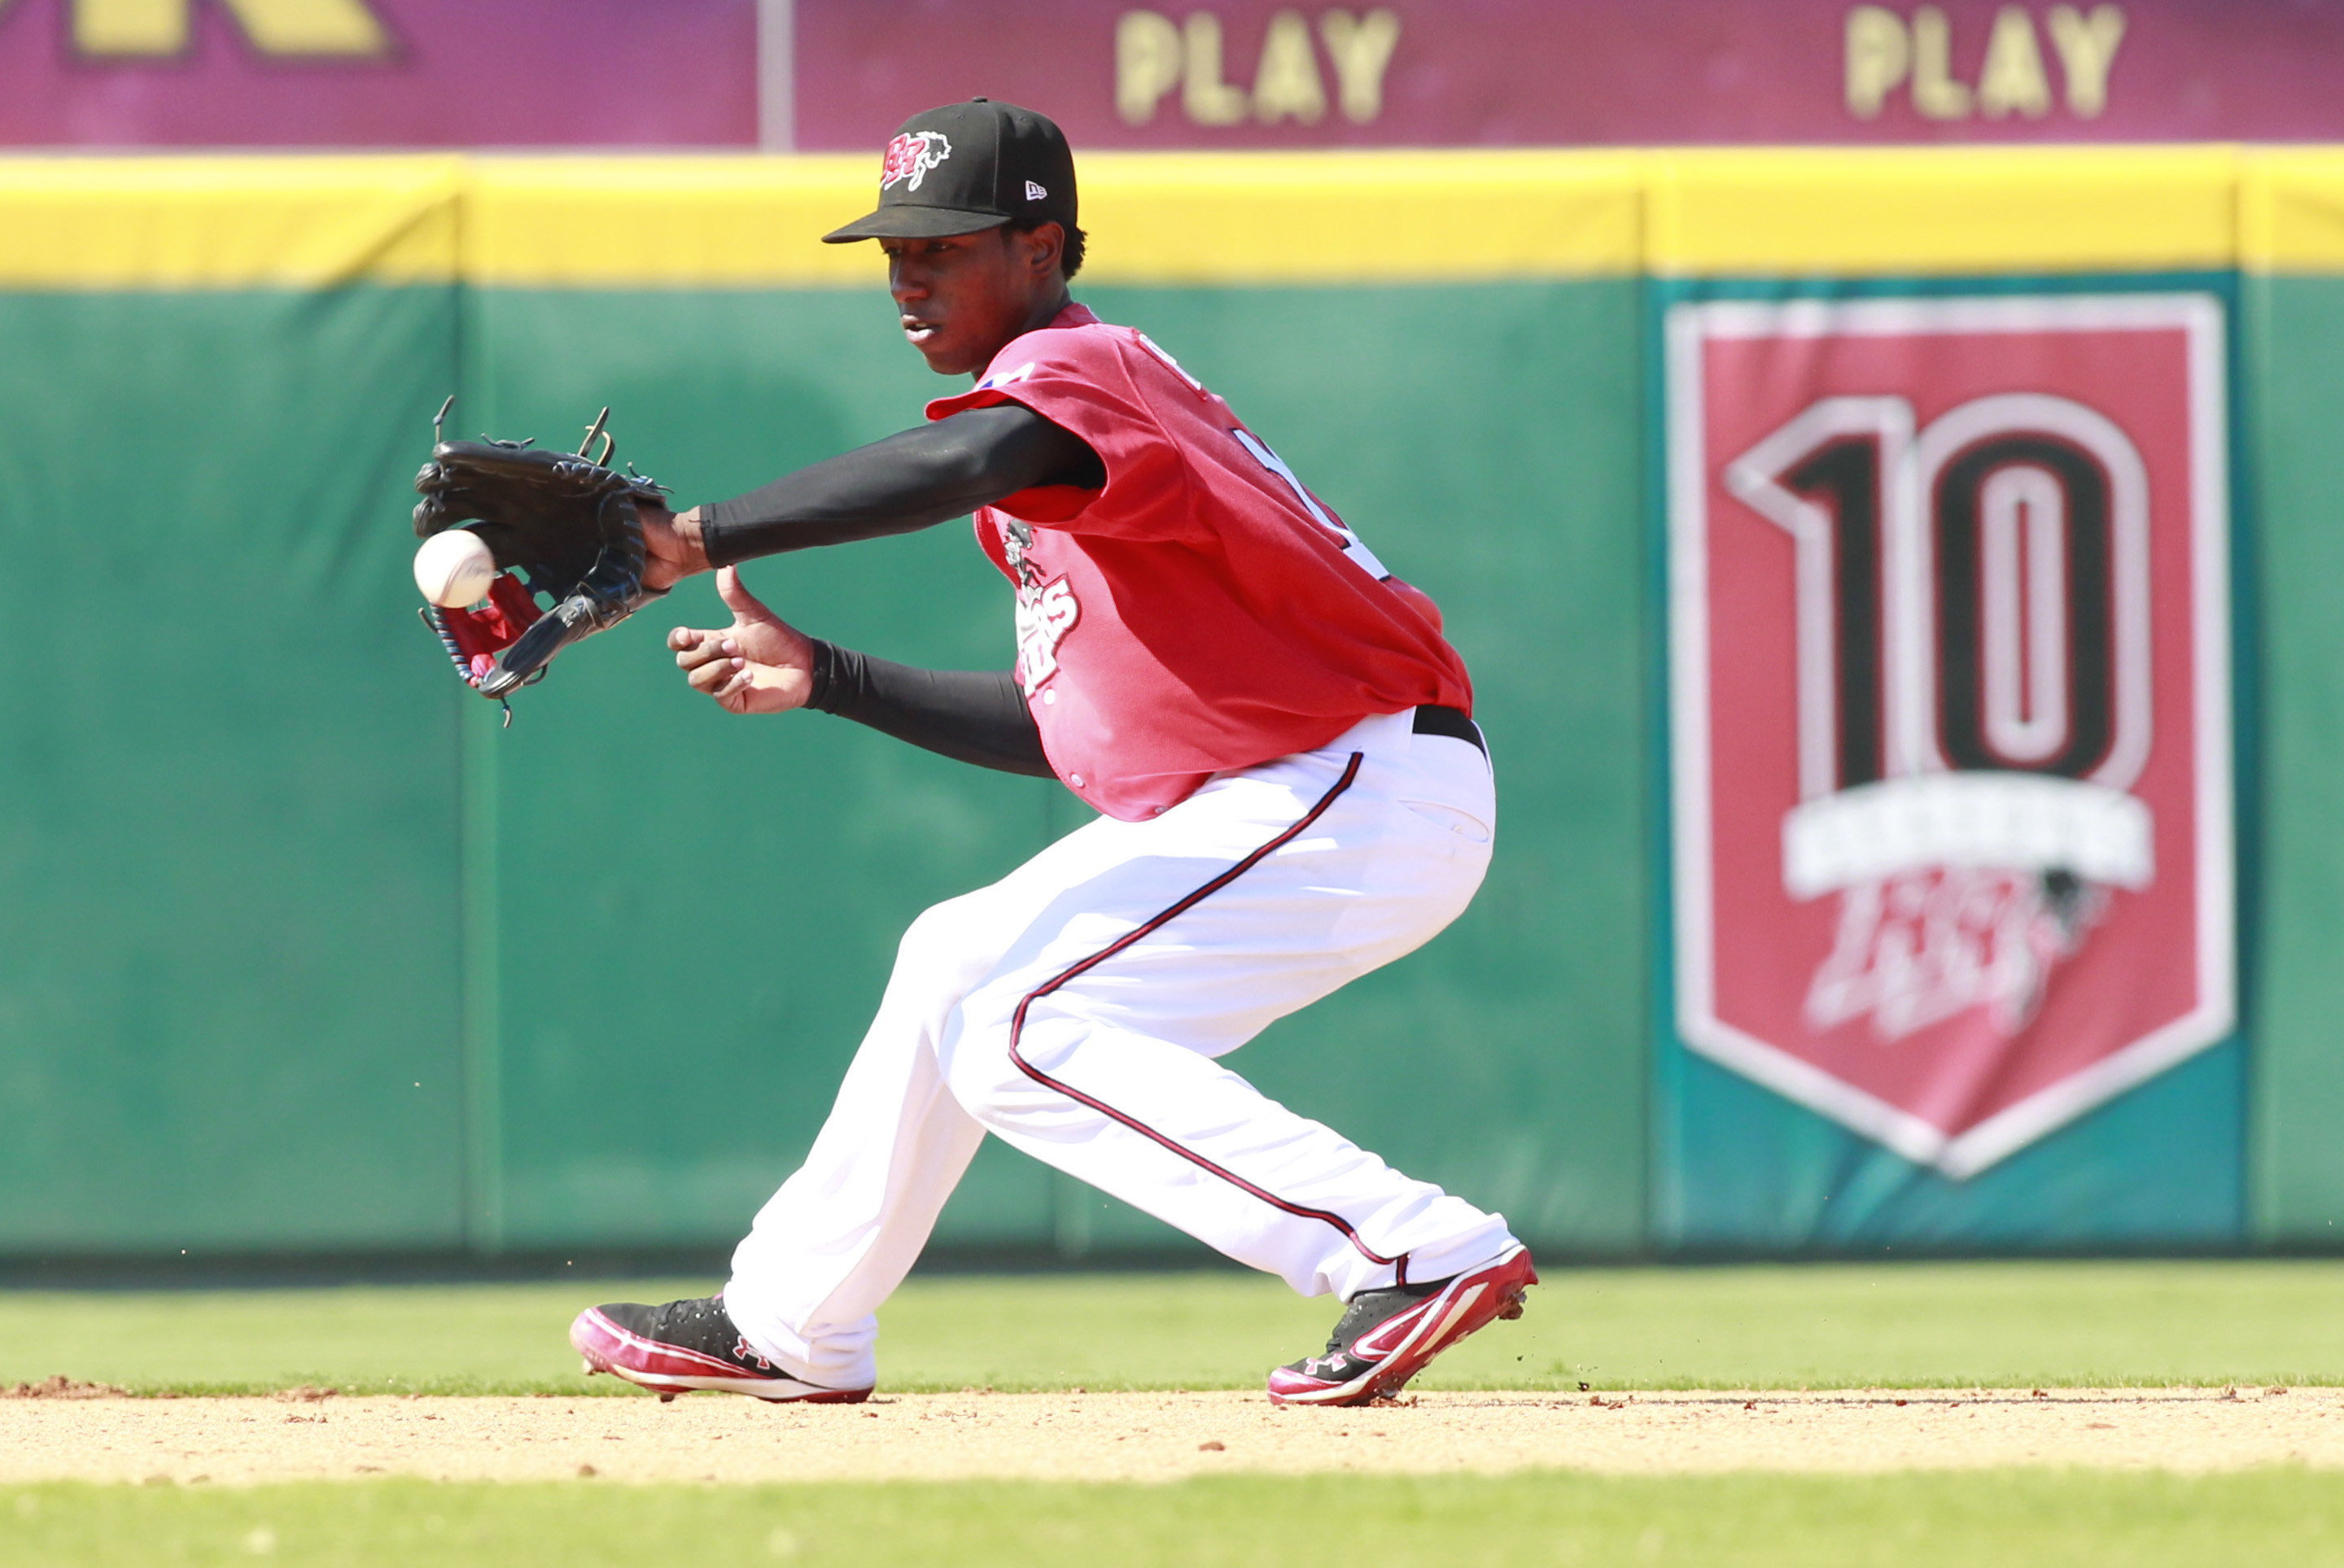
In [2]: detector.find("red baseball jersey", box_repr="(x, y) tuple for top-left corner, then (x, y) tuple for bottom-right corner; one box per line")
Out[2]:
(925, 304), (1472, 821)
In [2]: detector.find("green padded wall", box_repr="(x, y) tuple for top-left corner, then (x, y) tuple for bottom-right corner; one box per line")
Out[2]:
(458, 286), (1064, 1251)
(457, 280), (1651, 1257)
(0, 286), (468, 1251)
(12, 256), (2331, 1263)
(1094, 285), (1650, 1251)
(2246, 274), (2344, 1243)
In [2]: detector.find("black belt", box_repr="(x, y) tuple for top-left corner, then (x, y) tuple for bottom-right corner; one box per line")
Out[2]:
(1411, 704), (1485, 755)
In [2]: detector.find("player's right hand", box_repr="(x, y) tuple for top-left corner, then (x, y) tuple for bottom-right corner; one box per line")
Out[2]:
(667, 566), (816, 716)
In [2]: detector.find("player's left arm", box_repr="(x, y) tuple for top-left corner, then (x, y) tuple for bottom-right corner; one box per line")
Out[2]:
(669, 566), (1052, 775)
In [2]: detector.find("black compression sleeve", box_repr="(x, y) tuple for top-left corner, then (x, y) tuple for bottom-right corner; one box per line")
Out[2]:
(700, 403), (1104, 567)
(806, 641), (1053, 779)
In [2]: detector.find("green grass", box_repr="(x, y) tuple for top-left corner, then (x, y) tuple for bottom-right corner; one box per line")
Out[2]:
(4, 1260), (2342, 1396)
(11, 1470), (2344, 1567)
(10, 1265), (2342, 1563)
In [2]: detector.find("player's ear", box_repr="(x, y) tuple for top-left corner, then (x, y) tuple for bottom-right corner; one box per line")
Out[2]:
(1018, 221), (1065, 280)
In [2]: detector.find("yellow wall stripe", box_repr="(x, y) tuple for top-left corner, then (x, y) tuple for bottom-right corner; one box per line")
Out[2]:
(2241, 150), (2344, 273)
(462, 151), (1643, 287)
(464, 156), (874, 289)
(7, 148), (2344, 288)
(1648, 146), (2240, 276)
(1071, 151), (1642, 285)
(0, 157), (461, 289)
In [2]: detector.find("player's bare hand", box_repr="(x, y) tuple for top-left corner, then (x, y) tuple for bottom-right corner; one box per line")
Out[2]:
(667, 566), (816, 715)
(641, 503), (712, 592)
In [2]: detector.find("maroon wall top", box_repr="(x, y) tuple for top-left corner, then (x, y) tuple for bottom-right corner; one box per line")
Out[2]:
(0, 0), (754, 146)
(3, 0), (2342, 150)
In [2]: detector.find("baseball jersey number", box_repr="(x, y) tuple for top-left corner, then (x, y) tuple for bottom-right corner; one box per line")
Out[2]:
(1229, 427), (1393, 581)
(1132, 329), (1393, 582)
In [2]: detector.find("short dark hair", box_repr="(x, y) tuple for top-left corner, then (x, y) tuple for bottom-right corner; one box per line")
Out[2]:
(1010, 218), (1088, 280)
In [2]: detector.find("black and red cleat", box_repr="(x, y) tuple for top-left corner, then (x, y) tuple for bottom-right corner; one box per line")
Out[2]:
(570, 1295), (872, 1404)
(1266, 1245), (1537, 1406)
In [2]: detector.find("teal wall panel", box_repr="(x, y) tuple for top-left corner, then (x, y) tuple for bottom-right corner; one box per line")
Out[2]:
(2246, 274), (2344, 1243)
(0, 288), (468, 1251)
(7, 264), (2328, 1264)
(1658, 1042), (2246, 1251)
(458, 289), (1064, 1249)
(456, 280), (1651, 1257)
(1080, 283), (1652, 1250)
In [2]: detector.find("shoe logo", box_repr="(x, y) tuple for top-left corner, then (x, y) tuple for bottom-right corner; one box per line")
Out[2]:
(1026, 180), (1047, 201)
(732, 1335), (773, 1372)
(881, 131), (952, 193)
(1352, 1308), (1426, 1360)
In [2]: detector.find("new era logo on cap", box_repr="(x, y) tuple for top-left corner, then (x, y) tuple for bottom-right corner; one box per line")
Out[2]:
(1026, 181), (1047, 200)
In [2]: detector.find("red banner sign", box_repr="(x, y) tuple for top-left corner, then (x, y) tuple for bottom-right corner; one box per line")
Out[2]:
(1666, 294), (2235, 1176)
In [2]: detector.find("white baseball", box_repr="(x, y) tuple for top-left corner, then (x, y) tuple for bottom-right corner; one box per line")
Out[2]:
(414, 528), (498, 608)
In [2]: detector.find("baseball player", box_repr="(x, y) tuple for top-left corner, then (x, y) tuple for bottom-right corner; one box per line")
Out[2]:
(570, 99), (1535, 1408)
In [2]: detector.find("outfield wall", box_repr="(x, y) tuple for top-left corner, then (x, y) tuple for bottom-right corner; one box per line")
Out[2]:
(1, 149), (2339, 1263)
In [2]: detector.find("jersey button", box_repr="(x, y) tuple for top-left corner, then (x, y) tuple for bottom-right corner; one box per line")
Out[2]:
(1043, 690), (1057, 705)
(1070, 774), (1086, 788)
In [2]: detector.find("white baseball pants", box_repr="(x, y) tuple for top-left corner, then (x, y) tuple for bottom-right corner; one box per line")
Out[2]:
(724, 708), (1518, 1390)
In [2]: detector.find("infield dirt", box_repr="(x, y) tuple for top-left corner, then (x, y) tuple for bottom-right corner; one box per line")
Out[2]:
(3, 1387), (2337, 1485)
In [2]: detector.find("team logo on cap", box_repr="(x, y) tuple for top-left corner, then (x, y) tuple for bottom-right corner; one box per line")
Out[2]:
(881, 131), (951, 192)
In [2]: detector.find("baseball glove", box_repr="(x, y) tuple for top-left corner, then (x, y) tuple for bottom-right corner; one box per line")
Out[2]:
(412, 400), (668, 703)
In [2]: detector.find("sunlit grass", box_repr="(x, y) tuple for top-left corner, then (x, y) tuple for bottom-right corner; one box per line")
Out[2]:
(3, 1259), (2339, 1396)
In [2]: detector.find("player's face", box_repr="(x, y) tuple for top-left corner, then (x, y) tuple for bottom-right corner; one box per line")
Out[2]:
(881, 227), (1060, 376)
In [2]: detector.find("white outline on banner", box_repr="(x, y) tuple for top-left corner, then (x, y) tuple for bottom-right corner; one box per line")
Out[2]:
(1665, 293), (2235, 1178)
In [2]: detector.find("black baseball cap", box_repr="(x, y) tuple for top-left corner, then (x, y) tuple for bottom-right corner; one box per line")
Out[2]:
(823, 98), (1078, 244)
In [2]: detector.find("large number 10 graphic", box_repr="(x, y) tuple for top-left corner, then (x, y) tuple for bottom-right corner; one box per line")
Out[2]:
(1725, 393), (2153, 802)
